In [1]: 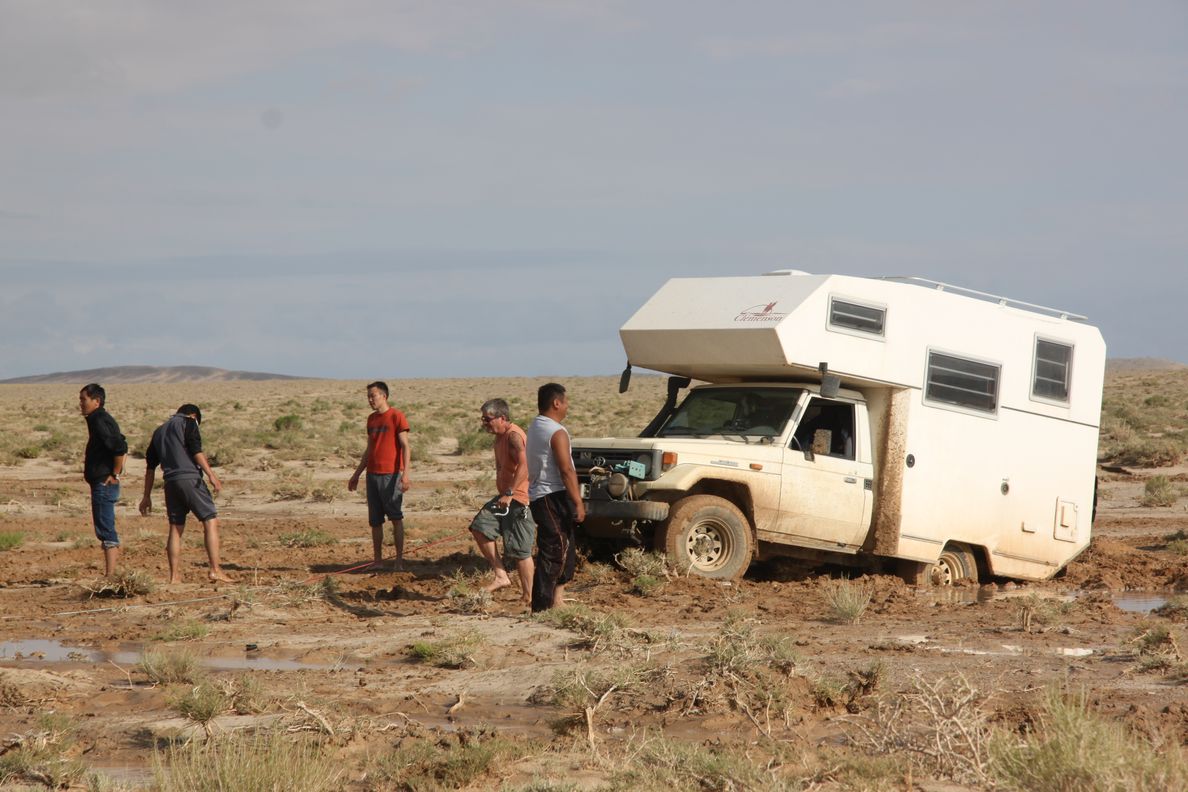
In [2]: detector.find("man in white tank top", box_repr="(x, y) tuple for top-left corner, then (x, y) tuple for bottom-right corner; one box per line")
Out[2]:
(526, 382), (586, 612)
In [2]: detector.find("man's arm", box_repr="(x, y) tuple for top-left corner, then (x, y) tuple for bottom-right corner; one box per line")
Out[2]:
(139, 466), (156, 515)
(498, 431), (527, 507)
(550, 430), (585, 523)
(348, 440), (370, 491)
(193, 452), (222, 495)
(397, 430), (411, 492)
(102, 415), (129, 485)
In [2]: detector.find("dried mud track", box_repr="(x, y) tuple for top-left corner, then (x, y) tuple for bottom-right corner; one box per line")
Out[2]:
(1, 504), (1187, 788)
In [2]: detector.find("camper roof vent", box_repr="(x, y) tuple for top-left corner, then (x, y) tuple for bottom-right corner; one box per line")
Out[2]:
(763, 269), (812, 277)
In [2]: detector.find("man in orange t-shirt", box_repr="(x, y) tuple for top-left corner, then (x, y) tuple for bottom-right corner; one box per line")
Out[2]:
(348, 381), (411, 569)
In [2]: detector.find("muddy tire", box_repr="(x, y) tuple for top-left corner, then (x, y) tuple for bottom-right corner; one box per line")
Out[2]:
(657, 495), (753, 580)
(898, 543), (980, 587)
(931, 543), (979, 586)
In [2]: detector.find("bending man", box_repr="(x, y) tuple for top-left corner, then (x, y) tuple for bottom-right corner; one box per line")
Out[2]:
(139, 404), (232, 584)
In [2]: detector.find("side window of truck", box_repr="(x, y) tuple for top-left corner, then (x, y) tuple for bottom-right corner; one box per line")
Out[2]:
(791, 399), (855, 460)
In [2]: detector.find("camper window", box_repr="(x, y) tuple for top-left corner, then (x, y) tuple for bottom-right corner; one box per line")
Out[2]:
(1032, 338), (1072, 403)
(791, 398), (856, 460)
(925, 351), (1000, 414)
(828, 297), (886, 337)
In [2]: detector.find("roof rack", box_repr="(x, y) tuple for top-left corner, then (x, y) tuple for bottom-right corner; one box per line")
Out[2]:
(877, 276), (1088, 322)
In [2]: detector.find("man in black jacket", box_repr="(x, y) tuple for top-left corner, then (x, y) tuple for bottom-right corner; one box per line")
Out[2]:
(79, 383), (127, 576)
(139, 404), (231, 584)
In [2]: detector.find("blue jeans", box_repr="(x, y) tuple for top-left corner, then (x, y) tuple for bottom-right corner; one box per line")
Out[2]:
(90, 482), (120, 548)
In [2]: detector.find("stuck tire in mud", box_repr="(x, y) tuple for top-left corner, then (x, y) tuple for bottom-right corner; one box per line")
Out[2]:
(657, 494), (753, 579)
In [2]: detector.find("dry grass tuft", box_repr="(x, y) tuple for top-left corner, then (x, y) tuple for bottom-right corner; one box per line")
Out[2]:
(153, 729), (340, 792)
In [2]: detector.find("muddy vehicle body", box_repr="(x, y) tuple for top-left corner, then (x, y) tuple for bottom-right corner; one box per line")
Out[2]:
(573, 271), (1106, 584)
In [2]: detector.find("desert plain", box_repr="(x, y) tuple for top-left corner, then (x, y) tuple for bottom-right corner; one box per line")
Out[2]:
(1, 369), (1187, 791)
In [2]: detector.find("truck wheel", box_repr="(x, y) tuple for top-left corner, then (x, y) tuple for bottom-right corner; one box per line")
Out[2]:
(658, 495), (753, 580)
(931, 543), (979, 586)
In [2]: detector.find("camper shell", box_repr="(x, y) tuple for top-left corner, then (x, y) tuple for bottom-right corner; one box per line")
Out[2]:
(572, 271), (1105, 584)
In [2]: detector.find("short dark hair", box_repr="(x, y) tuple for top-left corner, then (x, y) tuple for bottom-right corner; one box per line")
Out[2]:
(367, 381), (389, 398)
(80, 383), (106, 407)
(177, 404), (203, 424)
(537, 382), (566, 413)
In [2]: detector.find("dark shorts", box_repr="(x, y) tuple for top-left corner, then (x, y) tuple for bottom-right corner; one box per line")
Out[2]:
(90, 482), (120, 548)
(164, 478), (218, 526)
(469, 497), (536, 560)
(367, 472), (405, 527)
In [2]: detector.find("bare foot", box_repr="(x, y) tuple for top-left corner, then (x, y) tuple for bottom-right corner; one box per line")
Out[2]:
(168, 577), (183, 585)
(484, 575), (513, 593)
(208, 571), (233, 583)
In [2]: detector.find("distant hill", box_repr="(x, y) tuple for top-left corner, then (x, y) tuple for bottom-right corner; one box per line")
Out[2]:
(0, 365), (310, 384)
(1106, 357), (1188, 375)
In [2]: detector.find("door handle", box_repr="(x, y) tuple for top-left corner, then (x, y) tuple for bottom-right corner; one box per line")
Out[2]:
(844, 476), (857, 483)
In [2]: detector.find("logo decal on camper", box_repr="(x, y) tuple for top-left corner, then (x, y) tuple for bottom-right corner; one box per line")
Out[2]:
(734, 301), (787, 323)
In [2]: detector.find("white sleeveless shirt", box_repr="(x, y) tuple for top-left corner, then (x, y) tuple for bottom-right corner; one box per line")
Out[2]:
(527, 415), (568, 501)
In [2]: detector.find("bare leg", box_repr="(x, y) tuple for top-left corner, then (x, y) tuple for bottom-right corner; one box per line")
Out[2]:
(202, 517), (232, 583)
(515, 557), (534, 605)
(370, 523), (384, 567)
(392, 519), (405, 569)
(103, 546), (120, 577)
(471, 529), (512, 591)
(552, 582), (566, 609)
(166, 524), (186, 584)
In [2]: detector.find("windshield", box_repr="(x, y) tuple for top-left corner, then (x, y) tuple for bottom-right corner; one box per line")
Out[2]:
(656, 387), (803, 440)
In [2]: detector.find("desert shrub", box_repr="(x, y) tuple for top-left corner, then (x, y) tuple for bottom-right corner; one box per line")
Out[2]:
(0, 712), (86, 789)
(272, 470), (312, 500)
(169, 682), (229, 731)
(278, 529), (336, 548)
(309, 485), (337, 503)
(273, 414), (303, 432)
(370, 732), (529, 790)
(154, 729), (339, 792)
(847, 673), (990, 785)
(406, 630), (484, 669)
(540, 662), (661, 735)
(83, 569), (155, 598)
(1154, 595), (1188, 620)
(14, 445), (40, 459)
(615, 547), (667, 577)
(454, 429), (494, 455)
(1107, 437), (1184, 468)
(224, 674), (271, 714)
(534, 604), (637, 654)
(139, 648), (202, 685)
(1142, 475), (1178, 507)
(446, 572), (493, 615)
(989, 688), (1188, 790)
(821, 577), (873, 624)
(1016, 593), (1075, 632)
(153, 620), (210, 642)
(0, 531), (24, 551)
(606, 734), (793, 791)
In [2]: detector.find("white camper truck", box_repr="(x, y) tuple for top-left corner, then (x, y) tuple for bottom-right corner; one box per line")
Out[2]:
(572, 271), (1105, 584)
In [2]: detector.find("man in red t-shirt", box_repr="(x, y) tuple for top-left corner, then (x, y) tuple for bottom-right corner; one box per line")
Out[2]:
(348, 381), (411, 568)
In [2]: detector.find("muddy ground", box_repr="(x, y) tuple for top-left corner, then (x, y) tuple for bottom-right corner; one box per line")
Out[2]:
(1, 460), (1187, 790)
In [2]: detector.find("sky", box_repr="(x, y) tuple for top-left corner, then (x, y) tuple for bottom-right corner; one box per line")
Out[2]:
(1, 1), (1185, 379)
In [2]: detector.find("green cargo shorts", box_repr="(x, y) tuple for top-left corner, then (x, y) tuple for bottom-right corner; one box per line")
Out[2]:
(469, 497), (536, 560)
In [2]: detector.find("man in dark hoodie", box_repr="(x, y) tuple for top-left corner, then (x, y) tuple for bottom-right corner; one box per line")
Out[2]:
(139, 404), (232, 584)
(79, 383), (128, 576)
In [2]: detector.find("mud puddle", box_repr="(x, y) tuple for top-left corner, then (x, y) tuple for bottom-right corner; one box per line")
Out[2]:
(921, 588), (1173, 613)
(0, 639), (354, 671)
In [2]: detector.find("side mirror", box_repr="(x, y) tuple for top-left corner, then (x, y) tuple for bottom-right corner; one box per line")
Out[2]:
(619, 363), (632, 394)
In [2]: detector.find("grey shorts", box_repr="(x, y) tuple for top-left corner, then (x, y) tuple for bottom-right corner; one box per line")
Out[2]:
(469, 497), (536, 560)
(164, 478), (218, 526)
(367, 472), (405, 527)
